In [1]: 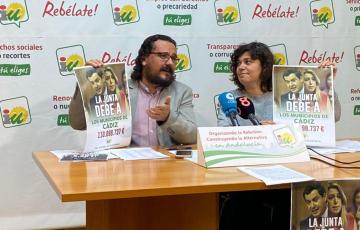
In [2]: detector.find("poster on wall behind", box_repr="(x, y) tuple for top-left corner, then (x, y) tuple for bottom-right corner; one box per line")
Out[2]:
(74, 62), (131, 152)
(273, 65), (335, 147)
(291, 180), (360, 230)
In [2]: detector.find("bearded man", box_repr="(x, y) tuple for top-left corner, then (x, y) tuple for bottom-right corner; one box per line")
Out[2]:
(69, 34), (197, 147)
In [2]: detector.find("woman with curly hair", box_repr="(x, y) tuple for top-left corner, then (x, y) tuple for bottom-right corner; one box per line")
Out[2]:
(217, 42), (275, 126)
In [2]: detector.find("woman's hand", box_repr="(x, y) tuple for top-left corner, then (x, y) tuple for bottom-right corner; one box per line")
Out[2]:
(319, 60), (337, 78)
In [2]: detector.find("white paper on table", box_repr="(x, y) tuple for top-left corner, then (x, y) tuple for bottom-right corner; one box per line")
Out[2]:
(238, 165), (314, 186)
(308, 139), (360, 155)
(51, 150), (78, 159)
(110, 147), (169, 160)
(51, 149), (114, 161)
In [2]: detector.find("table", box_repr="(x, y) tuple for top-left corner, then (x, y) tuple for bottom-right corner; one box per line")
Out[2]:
(33, 148), (360, 230)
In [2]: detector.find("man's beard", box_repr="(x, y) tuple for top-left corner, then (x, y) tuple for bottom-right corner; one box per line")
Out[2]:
(145, 65), (176, 87)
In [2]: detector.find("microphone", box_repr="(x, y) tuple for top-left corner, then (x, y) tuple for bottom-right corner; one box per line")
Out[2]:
(236, 96), (261, 125)
(218, 92), (239, 126)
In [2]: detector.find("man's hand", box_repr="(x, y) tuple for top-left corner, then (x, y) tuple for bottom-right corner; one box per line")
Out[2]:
(319, 60), (337, 78)
(86, 59), (103, 68)
(147, 96), (171, 122)
(260, 120), (275, 125)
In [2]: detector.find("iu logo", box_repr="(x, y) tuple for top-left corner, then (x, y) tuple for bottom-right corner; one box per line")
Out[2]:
(214, 0), (241, 26)
(354, 46), (360, 71)
(0, 96), (32, 128)
(56, 45), (86, 76)
(310, 0), (335, 28)
(111, 0), (140, 26)
(269, 44), (288, 65)
(0, 0), (29, 28)
(176, 44), (192, 73)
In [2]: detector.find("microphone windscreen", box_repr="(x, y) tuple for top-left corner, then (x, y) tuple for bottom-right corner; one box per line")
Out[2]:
(236, 96), (255, 119)
(218, 92), (237, 117)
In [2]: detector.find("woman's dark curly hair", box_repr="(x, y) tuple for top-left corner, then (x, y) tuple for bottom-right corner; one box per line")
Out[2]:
(131, 34), (177, 81)
(230, 42), (274, 92)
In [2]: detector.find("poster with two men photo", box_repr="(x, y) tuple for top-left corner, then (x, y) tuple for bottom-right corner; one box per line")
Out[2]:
(273, 65), (335, 147)
(292, 180), (360, 230)
(74, 63), (131, 152)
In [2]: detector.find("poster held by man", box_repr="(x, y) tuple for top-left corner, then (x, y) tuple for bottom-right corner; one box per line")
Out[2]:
(74, 62), (131, 152)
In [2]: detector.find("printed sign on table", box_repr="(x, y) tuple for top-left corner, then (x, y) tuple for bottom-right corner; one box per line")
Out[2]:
(74, 62), (131, 152)
(196, 124), (310, 168)
(273, 65), (335, 147)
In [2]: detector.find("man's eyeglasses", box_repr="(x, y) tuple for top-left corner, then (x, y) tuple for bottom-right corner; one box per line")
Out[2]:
(150, 52), (180, 63)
